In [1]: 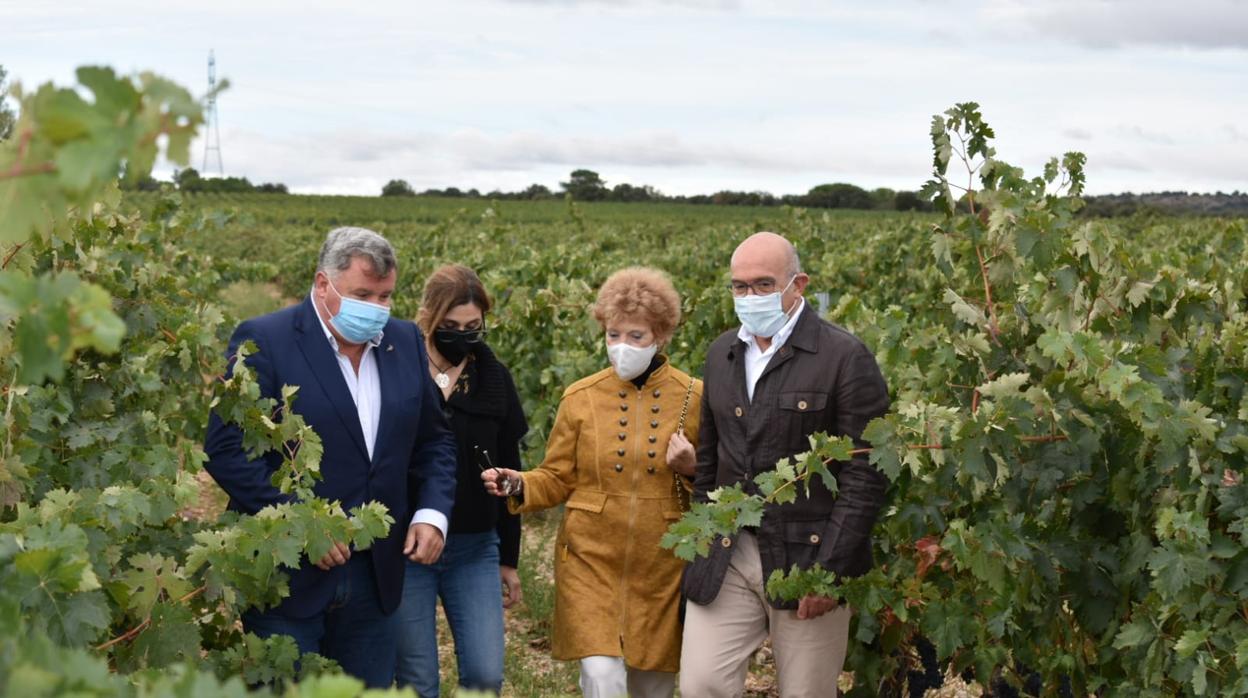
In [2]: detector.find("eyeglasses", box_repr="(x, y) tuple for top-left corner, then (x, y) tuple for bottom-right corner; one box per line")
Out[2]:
(728, 278), (782, 297)
(475, 445), (519, 496)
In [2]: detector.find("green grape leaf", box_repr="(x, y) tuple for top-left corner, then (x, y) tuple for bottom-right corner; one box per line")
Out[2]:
(122, 553), (192, 616)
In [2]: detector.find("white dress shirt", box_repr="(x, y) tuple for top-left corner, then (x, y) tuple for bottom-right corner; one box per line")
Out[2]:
(312, 295), (447, 537)
(737, 297), (806, 402)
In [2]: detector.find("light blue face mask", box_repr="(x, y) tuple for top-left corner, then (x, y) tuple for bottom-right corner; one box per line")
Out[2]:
(325, 278), (390, 344)
(733, 276), (796, 338)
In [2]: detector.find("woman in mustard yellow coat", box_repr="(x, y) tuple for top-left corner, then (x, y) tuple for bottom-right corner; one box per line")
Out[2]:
(483, 267), (701, 698)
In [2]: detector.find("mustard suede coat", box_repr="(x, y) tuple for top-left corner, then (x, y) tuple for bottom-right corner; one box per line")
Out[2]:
(511, 360), (702, 672)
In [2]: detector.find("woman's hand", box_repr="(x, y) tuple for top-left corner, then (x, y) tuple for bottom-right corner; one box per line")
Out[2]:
(481, 467), (523, 497)
(666, 429), (696, 476)
(500, 565), (523, 609)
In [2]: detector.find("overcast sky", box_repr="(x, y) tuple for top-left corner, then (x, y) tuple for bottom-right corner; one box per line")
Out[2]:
(5, 0), (1246, 196)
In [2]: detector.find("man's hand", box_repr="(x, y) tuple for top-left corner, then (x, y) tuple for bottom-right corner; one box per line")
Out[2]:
(481, 467), (522, 497)
(796, 594), (838, 620)
(404, 523), (445, 564)
(500, 565), (523, 609)
(315, 539), (351, 571)
(666, 429), (696, 476)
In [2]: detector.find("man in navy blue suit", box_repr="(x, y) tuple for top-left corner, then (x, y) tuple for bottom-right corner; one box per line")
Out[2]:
(204, 227), (457, 687)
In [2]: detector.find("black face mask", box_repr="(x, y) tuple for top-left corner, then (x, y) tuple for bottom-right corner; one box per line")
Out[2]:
(433, 328), (483, 366)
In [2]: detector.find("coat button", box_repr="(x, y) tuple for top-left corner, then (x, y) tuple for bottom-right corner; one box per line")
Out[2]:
(617, 447), (626, 456)
(653, 389), (661, 398)
(647, 450), (656, 458)
(650, 419), (660, 428)
(647, 466), (656, 474)
(734, 406), (743, 417)
(614, 463), (624, 472)
(620, 404), (629, 412)
(798, 400), (808, 410)
(618, 390), (627, 398)
(720, 537), (732, 548)
(648, 435), (657, 444)
(651, 405), (661, 413)
(809, 533), (821, 544)
(619, 417), (628, 426)
(618, 432), (627, 441)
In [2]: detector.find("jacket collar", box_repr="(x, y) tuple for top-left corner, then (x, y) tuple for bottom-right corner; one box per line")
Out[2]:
(785, 300), (820, 354)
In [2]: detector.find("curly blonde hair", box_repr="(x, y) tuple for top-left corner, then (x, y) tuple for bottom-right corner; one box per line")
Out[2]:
(591, 267), (681, 343)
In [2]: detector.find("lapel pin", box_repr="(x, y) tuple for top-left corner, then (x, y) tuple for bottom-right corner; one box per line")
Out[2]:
(386, 344), (394, 352)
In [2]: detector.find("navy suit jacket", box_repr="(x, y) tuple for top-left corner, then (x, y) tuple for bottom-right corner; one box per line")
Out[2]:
(204, 297), (457, 617)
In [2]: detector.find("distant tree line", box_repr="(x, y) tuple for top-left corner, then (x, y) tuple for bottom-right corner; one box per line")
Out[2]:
(0, 65), (16, 141)
(1079, 191), (1248, 217)
(123, 168), (289, 193)
(121, 164), (1246, 217)
(381, 168), (934, 212)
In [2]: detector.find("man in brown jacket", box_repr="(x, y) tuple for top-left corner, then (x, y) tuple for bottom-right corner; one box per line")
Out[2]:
(680, 232), (890, 697)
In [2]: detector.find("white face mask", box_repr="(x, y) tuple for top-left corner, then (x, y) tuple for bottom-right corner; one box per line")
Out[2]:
(734, 275), (796, 338)
(606, 341), (658, 381)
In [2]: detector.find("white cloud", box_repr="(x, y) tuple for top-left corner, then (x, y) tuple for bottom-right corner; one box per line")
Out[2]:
(1112, 125), (1176, 146)
(985, 0), (1248, 49)
(7, 0), (1247, 196)
(201, 124), (933, 196)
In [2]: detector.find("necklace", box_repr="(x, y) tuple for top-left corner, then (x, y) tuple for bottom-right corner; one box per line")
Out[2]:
(430, 356), (454, 389)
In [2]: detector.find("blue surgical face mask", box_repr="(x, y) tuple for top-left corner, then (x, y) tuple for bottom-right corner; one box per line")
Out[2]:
(734, 276), (796, 338)
(324, 277), (390, 344)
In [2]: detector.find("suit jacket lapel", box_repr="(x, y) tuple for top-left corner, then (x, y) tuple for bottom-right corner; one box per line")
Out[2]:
(293, 298), (370, 461)
(371, 333), (402, 468)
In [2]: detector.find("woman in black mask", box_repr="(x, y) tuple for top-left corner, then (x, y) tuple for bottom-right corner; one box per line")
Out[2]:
(396, 264), (528, 697)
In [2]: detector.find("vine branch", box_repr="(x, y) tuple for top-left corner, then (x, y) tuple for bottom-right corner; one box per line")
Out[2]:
(2, 243), (25, 270)
(976, 245), (1002, 344)
(0, 130), (57, 181)
(93, 585), (208, 652)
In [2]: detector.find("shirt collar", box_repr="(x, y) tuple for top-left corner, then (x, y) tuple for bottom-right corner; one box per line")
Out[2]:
(309, 291), (383, 352)
(737, 297), (806, 352)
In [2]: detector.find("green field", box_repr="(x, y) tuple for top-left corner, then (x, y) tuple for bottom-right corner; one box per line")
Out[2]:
(169, 188), (1248, 696)
(142, 191), (939, 459)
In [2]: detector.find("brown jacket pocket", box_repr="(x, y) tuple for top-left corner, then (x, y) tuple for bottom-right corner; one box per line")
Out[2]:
(565, 490), (607, 513)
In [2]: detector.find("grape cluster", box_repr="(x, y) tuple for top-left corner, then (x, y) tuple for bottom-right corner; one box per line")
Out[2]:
(905, 636), (944, 698)
(981, 662), (1073, 698)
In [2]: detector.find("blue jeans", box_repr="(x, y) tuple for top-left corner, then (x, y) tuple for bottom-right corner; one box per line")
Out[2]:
(242, 552), (399, 688)
(396, 530), (505, 697)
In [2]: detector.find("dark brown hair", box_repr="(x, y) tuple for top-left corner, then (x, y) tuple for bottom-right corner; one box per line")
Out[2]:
(416, 264), (492, 335)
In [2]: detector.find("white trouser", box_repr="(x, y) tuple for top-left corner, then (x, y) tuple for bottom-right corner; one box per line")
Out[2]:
(579, 655), (676, 698)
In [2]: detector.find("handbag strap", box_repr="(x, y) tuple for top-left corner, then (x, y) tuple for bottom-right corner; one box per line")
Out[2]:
(672, 378), (695, 512)
(677, 377), (694, 434)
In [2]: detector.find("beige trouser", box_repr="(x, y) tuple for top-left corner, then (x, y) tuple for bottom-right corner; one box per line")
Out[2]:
(679, 531), (851, 698)
(579, 655), (675, 698)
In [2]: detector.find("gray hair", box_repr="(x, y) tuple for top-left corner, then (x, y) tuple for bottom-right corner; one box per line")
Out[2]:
(316, 227), (397, 279)
(785, 242), (802, 280)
